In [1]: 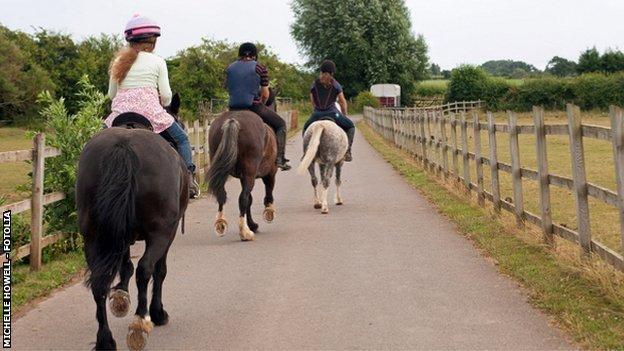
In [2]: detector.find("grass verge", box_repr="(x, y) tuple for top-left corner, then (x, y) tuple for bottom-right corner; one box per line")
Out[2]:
(13, 251), (85, 315)
(359, 121), (624, 350)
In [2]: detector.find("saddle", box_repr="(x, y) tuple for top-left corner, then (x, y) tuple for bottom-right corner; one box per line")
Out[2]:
(112, 112), (179, 149)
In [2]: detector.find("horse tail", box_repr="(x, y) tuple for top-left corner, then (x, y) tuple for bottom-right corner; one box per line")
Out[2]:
(297, 122), (324, 174)
(207, 118), (240, 201)
(85, 139), (138, 293)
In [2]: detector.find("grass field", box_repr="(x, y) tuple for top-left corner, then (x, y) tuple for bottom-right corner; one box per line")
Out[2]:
(0, 128), (32, 203)
(359, 121), (624, 349)
(451, 110), (623, 254)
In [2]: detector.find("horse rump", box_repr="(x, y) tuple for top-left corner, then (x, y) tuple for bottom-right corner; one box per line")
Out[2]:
(83, 139), (138, 293)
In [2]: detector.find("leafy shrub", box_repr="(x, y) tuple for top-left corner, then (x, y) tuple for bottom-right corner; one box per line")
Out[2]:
(414, 81), (447, 97)
(34, 75), (106, 253)
(571, 73), (620, 110)
(445, 65), (489, 103)
(354, 91), (380, 112)
(481, 77), (513, 111)
(514, 77), (573, 110)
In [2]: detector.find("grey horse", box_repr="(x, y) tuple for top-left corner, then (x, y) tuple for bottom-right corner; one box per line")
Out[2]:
(298, 120), (348, 213)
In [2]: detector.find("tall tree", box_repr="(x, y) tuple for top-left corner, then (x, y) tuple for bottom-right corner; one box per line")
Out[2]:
(429, 63), (441, 77)
(577, 47), (601, 74)
(545, 56), (577, 77)
(291, 0), (428, 103)
(600, 49), (624, 73)
(480, 60), (538, 77)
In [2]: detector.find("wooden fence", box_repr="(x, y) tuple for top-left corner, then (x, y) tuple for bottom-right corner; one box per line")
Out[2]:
(0, 134), (66, 270)
(363, 102), (624, 272)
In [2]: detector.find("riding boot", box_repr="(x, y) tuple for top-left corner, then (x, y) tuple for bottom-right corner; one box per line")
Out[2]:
(344, 127), (355, 162)
(276, 127), (292, 171)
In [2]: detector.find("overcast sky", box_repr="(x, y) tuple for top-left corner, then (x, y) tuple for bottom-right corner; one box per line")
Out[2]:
(2, 0), (623, 70)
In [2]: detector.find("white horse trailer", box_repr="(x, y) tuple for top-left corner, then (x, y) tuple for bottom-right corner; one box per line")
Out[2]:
(370, 84), (401, 107)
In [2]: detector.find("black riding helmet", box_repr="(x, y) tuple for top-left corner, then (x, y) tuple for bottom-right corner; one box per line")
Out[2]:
(320, 60), (336, 74)
(238, 42), (258, 59)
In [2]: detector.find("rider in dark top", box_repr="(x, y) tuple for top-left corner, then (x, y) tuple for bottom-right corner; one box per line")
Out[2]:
(226, 42), (291, 170)
(304, 60), (355, 161)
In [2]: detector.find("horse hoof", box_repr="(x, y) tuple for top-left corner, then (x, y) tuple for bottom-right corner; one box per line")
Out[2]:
(109, 289), (131, 318)
(150, 308), (169, 326)
(240, 231), (255, 241)
(314, 203), (322, 209)
(215, 218), (228, 237)
(321, 208), (329, 214)
(336, 201), (343, 206)
(263, 208), (275, 223)
(127, 316), (153, 351)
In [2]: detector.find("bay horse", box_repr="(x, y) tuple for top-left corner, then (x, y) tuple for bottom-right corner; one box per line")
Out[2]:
(297, 120), (348, 214)
(76, 95), (189, 351)
(206, 110), (277, 241)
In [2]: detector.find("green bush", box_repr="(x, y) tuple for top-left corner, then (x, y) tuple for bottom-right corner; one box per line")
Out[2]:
(445, 65), (489, 103)
(481, 77), (513, 111)
(571, 72), (621, 110)
(354, 91), (380, 112)
(513, 77), (572, 110)
(34, 75), (106, 254)
(414, 81), (447, 97)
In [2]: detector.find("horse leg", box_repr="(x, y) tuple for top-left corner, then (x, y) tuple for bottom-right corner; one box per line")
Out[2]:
(127, 233), (172, 351)
(238, 174), (256, 241)
(309, 163), (322, 209)
(214, 189), (227, 237)
(335, 162), (344, 205)
(149, 240), (173, 326)
(246, 192), (259, 233)
(92, 282), (116, 350)
(262, 173), (276, 223)
(110, 249), (133, 318)
(319, 163), (333, 214)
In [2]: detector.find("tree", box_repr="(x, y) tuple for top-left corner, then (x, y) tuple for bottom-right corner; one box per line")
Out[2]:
(577, 47), (601, 74)
(480, 60), (538, 77)
(429, 63), (441, 77)
(291, 0), (429, 104)
(545, 56), (577, 77)
(74, 34), (123, 94)
(600, 49), (624, 73)
(445, 65), (489, 103)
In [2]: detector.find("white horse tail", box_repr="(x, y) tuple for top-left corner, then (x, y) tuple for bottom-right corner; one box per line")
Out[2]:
(297, 122), (324, 174)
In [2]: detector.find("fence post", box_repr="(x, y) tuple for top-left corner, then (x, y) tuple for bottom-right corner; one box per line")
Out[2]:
(473, 111), (484, 205)
(460, 112), (470, 190)
(419, 110), (428, 168)
(450, 113), (459, 181)
(440, 110), (448, 178)
(30, 133), (45, 270)
(487, 112), (501, 213)
(508, 111), (525, 226)
(567, 104), (591, 256)
(203, 118), (210, 181)
(610, 106), (624, 253)
(193, 120), (200, 170)
(533, 106), (553, 245)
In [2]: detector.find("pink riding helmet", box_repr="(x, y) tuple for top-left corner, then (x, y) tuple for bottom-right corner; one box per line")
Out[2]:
(124, 14), (161, 42)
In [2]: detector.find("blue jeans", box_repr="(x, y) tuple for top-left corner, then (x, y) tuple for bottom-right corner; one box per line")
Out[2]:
(164, 122), (196, 173)
(303, 111), (355, 133)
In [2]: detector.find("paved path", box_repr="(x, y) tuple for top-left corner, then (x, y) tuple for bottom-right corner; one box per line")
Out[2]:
(13, 123), (572, 350)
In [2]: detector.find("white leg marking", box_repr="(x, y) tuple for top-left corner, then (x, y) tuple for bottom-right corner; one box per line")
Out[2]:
(215, 211), (227, 237)
(335, 184), (343, 205)
(320, 187), (329, 214)
(239, 215), (255, 241)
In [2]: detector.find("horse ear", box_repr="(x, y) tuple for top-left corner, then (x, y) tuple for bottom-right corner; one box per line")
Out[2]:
(170, 93), (181, 114)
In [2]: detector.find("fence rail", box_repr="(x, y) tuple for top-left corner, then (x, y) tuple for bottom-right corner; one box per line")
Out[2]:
(0, 133), (65, 270)
(364, 102), (624, 272)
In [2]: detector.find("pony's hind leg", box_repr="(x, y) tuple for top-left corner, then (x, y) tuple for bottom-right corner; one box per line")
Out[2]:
(309, 163), (322, 209)
(127, 233), (172, 351)
(262, 173), (276, 223)
(214, 190), (227, 237)
(149, 243), (173, 326)
(335, 162), (344, 205)
(110, 249), (133, 318)
(246, 192), (259, 233)
(238, 174), (255, 241)
(319, 163), (334, 214)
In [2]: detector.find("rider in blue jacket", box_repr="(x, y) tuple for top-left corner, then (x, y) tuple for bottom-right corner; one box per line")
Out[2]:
(225, 43), (291, 170)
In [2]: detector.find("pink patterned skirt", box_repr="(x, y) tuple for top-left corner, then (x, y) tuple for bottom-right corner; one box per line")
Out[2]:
(105, 87), (175, 133)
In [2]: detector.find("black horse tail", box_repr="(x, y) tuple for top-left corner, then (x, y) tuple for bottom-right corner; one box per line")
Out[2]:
(207, 118), (240, 203)
(85, 139), (138, 293)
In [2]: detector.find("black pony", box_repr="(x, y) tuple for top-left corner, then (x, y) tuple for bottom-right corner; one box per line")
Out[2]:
(76, 95), (189, 351)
